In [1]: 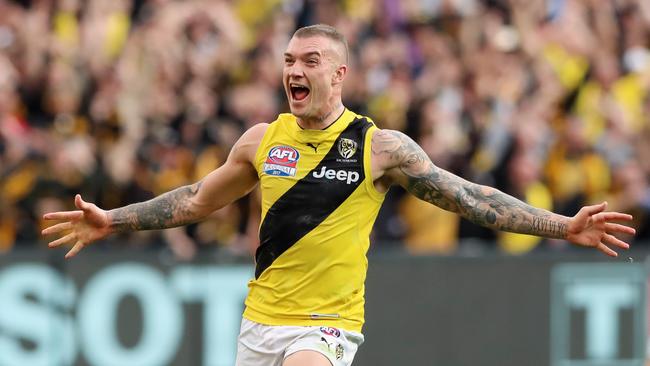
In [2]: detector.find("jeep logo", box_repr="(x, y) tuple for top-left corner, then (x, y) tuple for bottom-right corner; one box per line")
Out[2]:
(312, 166), (360, 184)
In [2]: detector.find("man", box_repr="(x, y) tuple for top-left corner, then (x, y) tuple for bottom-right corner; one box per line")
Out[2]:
(42, 24), (635, 366)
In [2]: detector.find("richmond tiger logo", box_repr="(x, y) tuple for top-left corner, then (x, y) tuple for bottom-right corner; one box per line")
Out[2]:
(337, 138), (357, 159)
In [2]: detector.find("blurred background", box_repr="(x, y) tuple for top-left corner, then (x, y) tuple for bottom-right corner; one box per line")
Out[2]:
(2, 0), (650, 258)
(0, 0), (649, 365)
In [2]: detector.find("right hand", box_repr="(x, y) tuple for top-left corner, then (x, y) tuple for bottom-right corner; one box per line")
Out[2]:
(42, 194), (112, 259)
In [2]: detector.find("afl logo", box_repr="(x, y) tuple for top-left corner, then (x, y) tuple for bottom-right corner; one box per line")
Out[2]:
(338, 138), (357, 159)
(269, 145), (299, 164)
(319, 326), (341, 338)
(263, 145), (300, 177)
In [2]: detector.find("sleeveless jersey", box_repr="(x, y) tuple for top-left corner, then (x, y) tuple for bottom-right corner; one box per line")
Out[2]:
(243, 109), (385, 332)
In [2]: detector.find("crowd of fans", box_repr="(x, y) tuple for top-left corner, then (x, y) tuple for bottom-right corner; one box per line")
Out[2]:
(1, 0), (649, 259)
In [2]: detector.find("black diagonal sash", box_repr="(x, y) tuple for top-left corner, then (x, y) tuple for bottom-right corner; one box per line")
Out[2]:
(255, 117), (373, 279)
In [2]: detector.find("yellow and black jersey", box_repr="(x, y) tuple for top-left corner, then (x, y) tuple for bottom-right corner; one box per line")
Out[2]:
(243, 108), (386, 332)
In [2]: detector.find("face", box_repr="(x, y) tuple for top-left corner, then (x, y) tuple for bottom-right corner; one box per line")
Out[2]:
(283, 35), (345, 121)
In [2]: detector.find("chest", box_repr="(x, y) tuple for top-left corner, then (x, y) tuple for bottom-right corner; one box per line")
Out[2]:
(258, 133), (366, 204)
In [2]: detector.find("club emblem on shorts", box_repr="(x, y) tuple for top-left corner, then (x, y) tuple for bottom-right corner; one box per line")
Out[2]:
(336, 344), (344, 360)
(338, 138), (357, 159)
(320, 326), (341, 338)
(263, 145), (300, 177)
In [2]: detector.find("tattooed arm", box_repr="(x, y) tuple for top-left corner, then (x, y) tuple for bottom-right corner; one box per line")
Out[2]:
(42, 123), (268, 258)
(372, 129), (635, 256)
(108, 182), (205, 231)
(373, 129), (568, 237)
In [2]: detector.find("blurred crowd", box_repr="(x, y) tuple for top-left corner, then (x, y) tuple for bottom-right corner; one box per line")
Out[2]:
(1, 0), (650, 259)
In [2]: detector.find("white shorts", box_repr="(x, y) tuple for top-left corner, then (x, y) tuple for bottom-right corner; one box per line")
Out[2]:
(235, 318), (365, 366)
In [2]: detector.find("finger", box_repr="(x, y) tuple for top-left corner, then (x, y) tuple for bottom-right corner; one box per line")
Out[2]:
(75, 194), (84, 209)
(65, 241), (85, 259)
(42, 222), (73, 235)
(48, 233), (76, 248)
(43, 211), (84, 221)
(605, 222), (636, 235)
(597, 242), (618, 257)
(75, 194), (93, 212)
(601, 212), (633, 221)
(583, 202), (607, 216)
(603, 233), (630, 249)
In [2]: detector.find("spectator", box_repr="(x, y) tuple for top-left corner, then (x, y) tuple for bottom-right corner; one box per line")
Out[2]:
(1, 0), (649, 257)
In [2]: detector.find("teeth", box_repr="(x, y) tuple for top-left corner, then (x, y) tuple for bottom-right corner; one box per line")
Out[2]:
(290, 83), (309, 89)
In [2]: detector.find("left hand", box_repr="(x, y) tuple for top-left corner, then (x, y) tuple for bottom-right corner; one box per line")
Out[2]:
(566, 202), (636, 257)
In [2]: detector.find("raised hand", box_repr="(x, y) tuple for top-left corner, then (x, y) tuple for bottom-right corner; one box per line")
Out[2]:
(566, 202), (636, 257)
(42, 194), (112, 259)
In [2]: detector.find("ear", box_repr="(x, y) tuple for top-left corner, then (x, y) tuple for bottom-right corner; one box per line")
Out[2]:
(332, 64), (348, 85)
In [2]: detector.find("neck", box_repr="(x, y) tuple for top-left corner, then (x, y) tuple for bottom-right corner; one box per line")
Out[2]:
(297, 102), (345, 130)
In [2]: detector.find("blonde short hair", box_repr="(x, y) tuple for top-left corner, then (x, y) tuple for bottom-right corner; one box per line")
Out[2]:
(293, 24), (349, 63)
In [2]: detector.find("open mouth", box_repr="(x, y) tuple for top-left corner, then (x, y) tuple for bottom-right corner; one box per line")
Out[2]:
(290, 83), (310, 102)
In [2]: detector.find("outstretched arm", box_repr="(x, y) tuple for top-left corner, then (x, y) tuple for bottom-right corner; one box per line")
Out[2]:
(372, 129), (635, 257)
(42, 123), (267, 258)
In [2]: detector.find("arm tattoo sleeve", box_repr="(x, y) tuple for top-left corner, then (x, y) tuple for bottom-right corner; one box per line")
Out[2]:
(374, 130), (568, 239)
(108, 181), (204, 232)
